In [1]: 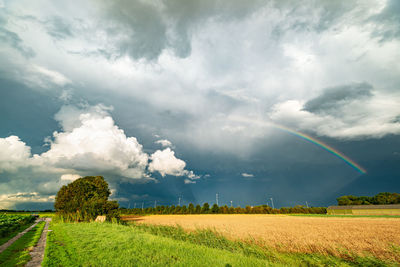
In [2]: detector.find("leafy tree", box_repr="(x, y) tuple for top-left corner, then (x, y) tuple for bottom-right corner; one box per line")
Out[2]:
(174, 206), (182, 214)
(169, 205), (176, 214)
(211, 204), (219, 213)
(181, 205), (188, 214)
(55, 176), (119, 222)
(188, 203), (195, 214)
(195, 204), (201, 214)
(337, 192), (400, 205)
(245, 206), (252, 214)
(220, 205), (229, 214)
(201, 203), (210, 214)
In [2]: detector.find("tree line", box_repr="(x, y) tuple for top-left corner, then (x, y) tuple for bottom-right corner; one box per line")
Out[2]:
(120, 203), (327, 215)
(53, 176), (327, 221)
(337, 192), (400, 206)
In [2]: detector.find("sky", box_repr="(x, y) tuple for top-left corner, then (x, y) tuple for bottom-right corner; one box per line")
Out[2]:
(0, 0), (399, 210)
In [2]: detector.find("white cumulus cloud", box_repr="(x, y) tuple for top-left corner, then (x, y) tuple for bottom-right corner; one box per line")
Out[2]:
(0, 104), (198, 203)
(38, 105), (149, 179)
(0, 136), (31, 173)
(148, 148), (186, 177)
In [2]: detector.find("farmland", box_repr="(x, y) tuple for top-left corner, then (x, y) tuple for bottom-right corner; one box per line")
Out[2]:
(0, 214), (36, 245)
(124, 214), (400, 263)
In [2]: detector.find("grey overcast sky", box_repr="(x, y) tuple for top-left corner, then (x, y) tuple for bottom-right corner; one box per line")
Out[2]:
(0, 0), (399, 210)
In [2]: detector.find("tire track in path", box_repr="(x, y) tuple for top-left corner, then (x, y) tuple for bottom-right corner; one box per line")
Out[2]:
(26, 218), (52, 267)
(0, 218), (42, 254)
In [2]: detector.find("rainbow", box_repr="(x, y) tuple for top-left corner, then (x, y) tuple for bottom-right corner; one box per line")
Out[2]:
(271, 123), (367, 174)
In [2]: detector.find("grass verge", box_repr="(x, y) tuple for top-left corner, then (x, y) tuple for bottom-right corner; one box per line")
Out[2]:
(43, 222), (269, 267)
(0, 221), (45, 266)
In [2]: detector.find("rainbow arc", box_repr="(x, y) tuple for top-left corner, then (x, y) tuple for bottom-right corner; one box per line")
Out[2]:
(271, 123), (366, 174)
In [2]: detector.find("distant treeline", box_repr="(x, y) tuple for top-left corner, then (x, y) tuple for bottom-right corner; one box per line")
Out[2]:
(121, 203), (327, 215)
(337, 192), (400, 206)
(0, 209), (54, 212)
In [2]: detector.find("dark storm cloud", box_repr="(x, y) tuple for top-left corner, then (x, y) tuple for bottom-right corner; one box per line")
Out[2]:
(98, 0), (263, 60)
(303, 82), (373, 115)
(99, 0), (167, 60)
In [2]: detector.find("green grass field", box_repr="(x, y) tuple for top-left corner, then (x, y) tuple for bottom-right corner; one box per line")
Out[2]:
(0, 221), (45, 267)
(42, 222), (394, 267)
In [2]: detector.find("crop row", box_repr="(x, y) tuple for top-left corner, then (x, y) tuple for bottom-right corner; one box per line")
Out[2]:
(0, 214), (35, 237)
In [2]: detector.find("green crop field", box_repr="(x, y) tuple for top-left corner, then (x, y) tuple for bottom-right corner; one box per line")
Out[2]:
(0, 214), (36, 245)
(42, 221), (395, 267)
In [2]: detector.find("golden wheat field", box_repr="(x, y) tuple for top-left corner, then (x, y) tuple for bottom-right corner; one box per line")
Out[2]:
(125, 214), (400, 262)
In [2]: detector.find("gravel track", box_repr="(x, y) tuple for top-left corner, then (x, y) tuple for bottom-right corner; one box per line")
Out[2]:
(26, 218), (52, 267)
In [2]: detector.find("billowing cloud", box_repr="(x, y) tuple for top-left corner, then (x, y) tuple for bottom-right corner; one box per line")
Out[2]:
(148, 148), (186, 177)
(0, 104), (198, 208)
(0, 136), (31, 173)
(2, 104), (197, 180)
(39, 104), (149, 179)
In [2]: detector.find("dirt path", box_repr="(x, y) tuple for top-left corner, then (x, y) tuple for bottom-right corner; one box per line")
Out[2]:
(0, 218), (42, 254)
(26, 218), (52, 267)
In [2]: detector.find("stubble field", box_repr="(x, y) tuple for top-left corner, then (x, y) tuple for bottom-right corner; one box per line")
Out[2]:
(125, 214), (400, 262)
